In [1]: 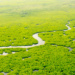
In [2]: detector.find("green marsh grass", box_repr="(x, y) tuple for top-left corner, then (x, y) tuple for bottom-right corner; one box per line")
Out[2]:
(0, 0), (75, 75)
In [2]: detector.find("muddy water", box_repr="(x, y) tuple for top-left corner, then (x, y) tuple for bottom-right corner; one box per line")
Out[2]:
(0, 21), (73, 55)
(0, 33), (45, 49)
(0, 52), (8, 56)
(66, 25), (71, 30)
(0, 21), (73, 75)
(67, 47), (73, 52)
(2, 72), (7, 75)
(64, 25), (71, 31)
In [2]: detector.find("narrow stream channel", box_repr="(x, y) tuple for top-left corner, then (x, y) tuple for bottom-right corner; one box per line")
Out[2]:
(0, 21), (73, 55)
(0, 21), (73, 75)
(0, 33), (45, 49)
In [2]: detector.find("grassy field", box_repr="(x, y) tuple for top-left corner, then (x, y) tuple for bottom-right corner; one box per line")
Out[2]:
(0, 0), (75, 75)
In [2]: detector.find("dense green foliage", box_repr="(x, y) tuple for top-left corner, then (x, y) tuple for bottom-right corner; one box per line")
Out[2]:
(0, 0), (75, 46)
(0, 0), (75, 75)
(0, 46), (75, 75)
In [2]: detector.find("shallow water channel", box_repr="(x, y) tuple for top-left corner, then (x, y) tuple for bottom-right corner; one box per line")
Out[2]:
(0, 21), (74, 75)
(0, 21), (73, 56)
(0, 33), (45, 49)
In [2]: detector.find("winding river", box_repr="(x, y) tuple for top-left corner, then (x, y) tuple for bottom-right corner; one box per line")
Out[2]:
(0, 21), (73, 55)
(0, 21), (73, 75)
(0, 33), (45, 49)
